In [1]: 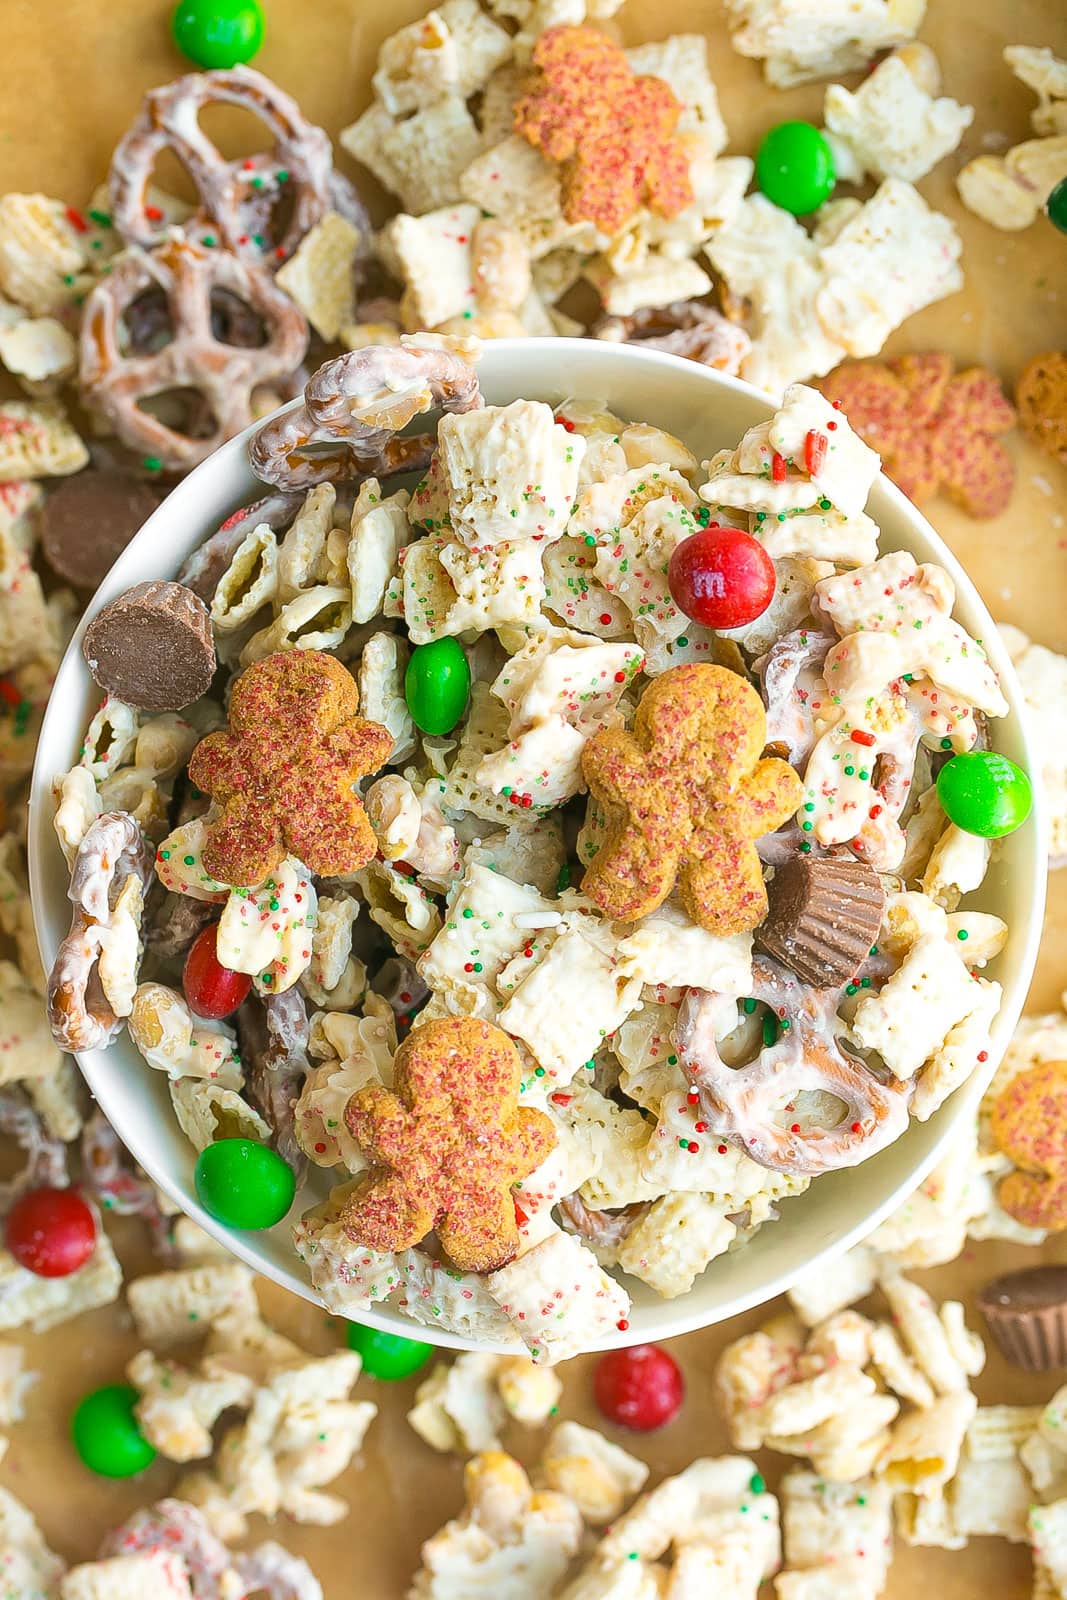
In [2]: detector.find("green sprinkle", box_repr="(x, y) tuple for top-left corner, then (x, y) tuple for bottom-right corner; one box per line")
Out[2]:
(160, 850), (171, 860)
(819, 498), (832, 511)
(269, 898), (279, 910)
(762, 1013), (779, 1048)
(89, 208), (112, 227)
(941, 737), (953, 750)
(844, 764), (855, 776)
(534, 1066), (545, 1077)
(846, 983), (858, 996)
(462, 908), (474, 918)
(677, 636), (689, 648)
(472, 961), (483, 972)
(143, 455), (162, 473)
(201, 234), (216, 247)
(801, 820), (813, 831)
(183, 855), (195, 866)
(743, 997), (757, 1014)
(749, 1472), (766, 1495)
(276, 169), (290, 183)
(956, 929), (969, 941)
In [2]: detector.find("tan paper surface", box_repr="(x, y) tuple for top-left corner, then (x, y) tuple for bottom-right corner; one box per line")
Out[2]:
(1, 1), (1066, 1594)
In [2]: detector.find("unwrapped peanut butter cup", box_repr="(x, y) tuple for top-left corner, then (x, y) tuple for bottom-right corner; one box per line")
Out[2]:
(978, 1265), (1067, 1370)
(755, 853), (885, 990)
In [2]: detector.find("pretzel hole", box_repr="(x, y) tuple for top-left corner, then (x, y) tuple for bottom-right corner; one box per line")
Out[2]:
(123, 288), (175, 355)
(197, 102), (281, 161)
(210, 287), (268, 349)
(771, 1089), (848, 1133)
(136, 388), (219, 441)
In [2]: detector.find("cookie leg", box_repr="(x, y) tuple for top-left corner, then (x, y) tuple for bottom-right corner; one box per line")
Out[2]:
(679, 834), (767, 938)
(437, 1187), (519, 1275)
(340, 1172), (436, 1253)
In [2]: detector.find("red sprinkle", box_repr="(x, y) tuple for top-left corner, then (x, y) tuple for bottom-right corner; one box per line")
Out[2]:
(869, 804), (883, 819)
(314, 1142), (327, 1154)
(851, 729), (876, 746)
(65, 207), (88, 233)
(694, 1121), (707, 1133)
(851, 1122), (862, 1133)
(771, 451), (787, 483)
(144, 204), (164, 222)
(600, 612), (613, 626)
(790, 1123), (801, 1133)
(614, 671), (626, 682)
(977, 1051), (989, 1062)
(718, 1144), (728, 1154)
(0, 679), (20, 708)
(804, 429), (828, 475)
(616, 1319), (630, 1331)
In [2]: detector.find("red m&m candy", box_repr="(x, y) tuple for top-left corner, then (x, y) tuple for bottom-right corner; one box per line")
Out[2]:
(668, 524), (776, 629)
(6, 1186), (97, 1277)
(593, 1343), (684, 1431)
(183, 924), (252, 1019)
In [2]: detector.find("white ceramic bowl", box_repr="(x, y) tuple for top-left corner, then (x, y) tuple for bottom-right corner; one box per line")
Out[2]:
(29, 339), (1046, 1353)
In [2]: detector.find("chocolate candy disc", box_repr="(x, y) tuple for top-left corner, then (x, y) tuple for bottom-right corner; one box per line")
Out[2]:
(41, 470), (162, 591)
(82, 580), (216, 712)
(978, 1265), (1067, 1370)
(756, 853), (885, 989)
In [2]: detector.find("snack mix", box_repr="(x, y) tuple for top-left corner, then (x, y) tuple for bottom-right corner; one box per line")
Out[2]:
(0, 0), (1064, 1593)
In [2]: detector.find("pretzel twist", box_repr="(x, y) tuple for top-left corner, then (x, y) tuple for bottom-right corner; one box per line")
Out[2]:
(108, 65), (366, 265)
(677, 956), (911, 1175)
(248, 343), (483, 489)
(80, 235), (309, 471)
(47, 812), (154, 1054)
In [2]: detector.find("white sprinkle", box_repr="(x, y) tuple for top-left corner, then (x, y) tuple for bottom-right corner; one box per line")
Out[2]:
(513, 911), (563, 930)
(1033, 475), (1054, 497)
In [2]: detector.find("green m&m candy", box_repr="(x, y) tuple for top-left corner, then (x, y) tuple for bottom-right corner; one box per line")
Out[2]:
(172, 0), (265, 68)
(346, 1320), (434, 1379)
(404, 637), (471, 736)
(194, 1138), (295, 1229)
(756, 121), (836, 215)
(1048, 177), (1067, 235)
(937, 750), (1033, 838)
(72, 1384), (157, 1478)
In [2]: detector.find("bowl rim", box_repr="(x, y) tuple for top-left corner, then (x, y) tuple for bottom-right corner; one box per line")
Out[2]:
(28, 337), (1048, 1352)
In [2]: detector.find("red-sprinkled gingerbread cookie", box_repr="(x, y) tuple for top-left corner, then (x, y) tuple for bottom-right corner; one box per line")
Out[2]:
(1016, 351), (1067, 466)
(513, 25), (693, 238)
(817, 352), (1016, 519)
(990, 1060), (1067, 1231)
(341, 1016), (556, 1273)
(580, 663), (803, 937)
(188, 649), (392, 888)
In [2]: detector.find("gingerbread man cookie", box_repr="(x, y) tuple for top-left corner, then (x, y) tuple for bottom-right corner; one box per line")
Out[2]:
(990, 1060), (1067, 1231)
(513, 25), (693, 238)
(818, 352), (1016, 519)
(580, 663), (803, 937)
(341, 1016), (556, 1273)
(188, 649), (392, 888)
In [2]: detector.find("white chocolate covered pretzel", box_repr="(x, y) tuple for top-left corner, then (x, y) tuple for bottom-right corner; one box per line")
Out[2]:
(47, 811), (153, 1053)
(249, 340), (482, 490)
(80, 235), (309, 471)
(678, 956), (911, 1174)
(109, 66), (366, 266)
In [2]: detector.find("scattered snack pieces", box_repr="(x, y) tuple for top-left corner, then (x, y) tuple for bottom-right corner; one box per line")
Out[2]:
(979, 1266), (1067, 1370)
(990, 1061), (1067, 1231)
(189, 649), (392, 886)
(708, 181), (963, 397)
(408, 1350), (561, 1452)
(824, 44), (973, 183)
(81, 581), (217, 713)
(724, 0), (927, 88)
(513, 26), (693, 237)
(818, 352), (1016, 518)
(341, 1016), (556, 1272)
(581, 662), (802, 935)
(409, 1450), (583, 1600)
(958, 46), (1067, 230)
(1017, 351), (1067, 467)
(0, 398), (89, 481)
